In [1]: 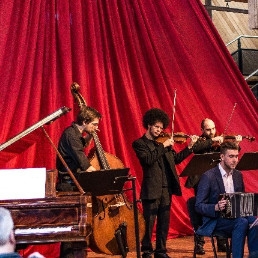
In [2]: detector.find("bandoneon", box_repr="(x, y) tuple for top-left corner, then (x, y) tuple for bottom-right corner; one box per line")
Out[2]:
(219, 192), (258, 218)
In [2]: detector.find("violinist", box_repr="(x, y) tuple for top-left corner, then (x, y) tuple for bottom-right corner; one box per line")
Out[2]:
(185, 118), (242, 255)
(132, 108), (198, 258)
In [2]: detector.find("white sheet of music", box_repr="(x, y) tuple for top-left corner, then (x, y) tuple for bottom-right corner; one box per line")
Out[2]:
(0, 168), (46, 200)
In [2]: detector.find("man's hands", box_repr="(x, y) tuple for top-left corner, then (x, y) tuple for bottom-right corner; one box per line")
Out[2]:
(162, 134), (199, 149)
(188, 135), (199, 149)
(163, 137), (174, 148)
(215, 198), (227, 211)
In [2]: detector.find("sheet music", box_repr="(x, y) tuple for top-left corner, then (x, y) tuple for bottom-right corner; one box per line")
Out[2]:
(0, 168), (46, 200)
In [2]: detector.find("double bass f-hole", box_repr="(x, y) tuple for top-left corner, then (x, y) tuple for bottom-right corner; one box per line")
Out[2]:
(97, 194), (128, 220)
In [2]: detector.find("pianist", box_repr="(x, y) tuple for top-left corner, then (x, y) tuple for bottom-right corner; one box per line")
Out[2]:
(195, 141), (258, 258)
(56, 106), (101, 191)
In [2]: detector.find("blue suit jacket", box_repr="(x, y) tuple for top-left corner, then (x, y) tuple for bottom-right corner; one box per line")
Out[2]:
(195, 165), (244, 236)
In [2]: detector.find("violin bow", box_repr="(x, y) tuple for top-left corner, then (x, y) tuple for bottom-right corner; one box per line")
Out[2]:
(171, 89), (177, 138)
(223, 102), (237, 135)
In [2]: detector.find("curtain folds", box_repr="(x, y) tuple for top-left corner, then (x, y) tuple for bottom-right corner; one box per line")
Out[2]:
(0, 1), (257, 257)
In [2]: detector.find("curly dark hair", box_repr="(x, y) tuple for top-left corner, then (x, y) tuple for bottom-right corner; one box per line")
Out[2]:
(142, 108), (170, 129)
(76, 106), (101, 125)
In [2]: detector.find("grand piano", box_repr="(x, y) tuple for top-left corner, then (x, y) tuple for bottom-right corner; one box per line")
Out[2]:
(0, 193), (90, 244)
(0, 107), (92, 256)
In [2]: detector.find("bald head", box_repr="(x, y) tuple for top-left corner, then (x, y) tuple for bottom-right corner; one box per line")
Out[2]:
(201, 118), (216, 138)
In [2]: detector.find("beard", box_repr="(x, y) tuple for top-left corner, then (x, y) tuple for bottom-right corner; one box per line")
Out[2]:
(224, 161), (237, 170)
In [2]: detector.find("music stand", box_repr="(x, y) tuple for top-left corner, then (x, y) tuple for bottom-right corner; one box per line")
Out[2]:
(236, 152), (258, 170)
(180, 153), (220, 177)
(76, 168), (130, 196)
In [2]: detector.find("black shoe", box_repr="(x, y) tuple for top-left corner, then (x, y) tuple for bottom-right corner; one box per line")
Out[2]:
(194, 244), (205, 255)
(142, 251), (153, 258)
(217, 237), (228, 252)
(194, 233), (205, 246)
(217, 243), (227, 252)
(194, 234), (205, 255)
(154, 253), (171, 258)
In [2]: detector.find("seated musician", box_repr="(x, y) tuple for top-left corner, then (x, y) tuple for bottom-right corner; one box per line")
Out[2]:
(0, 207), (44, 258)
(56, 106), (101, 191)
(56, 106), (101, 258)
(195, 141), (258, 258)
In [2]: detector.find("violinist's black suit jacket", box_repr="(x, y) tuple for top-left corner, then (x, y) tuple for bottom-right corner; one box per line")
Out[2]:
(132, 135), (193, 200)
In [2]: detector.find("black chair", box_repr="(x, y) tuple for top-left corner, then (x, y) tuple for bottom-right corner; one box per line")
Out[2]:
(186, 196), (231, 258)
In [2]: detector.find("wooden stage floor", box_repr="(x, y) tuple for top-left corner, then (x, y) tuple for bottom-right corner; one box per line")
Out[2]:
(87, 235), (249, 257)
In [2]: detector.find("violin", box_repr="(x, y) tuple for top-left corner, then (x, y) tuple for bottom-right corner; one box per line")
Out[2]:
(212, 134), (255, 149)
(223, 135), (255, 142)
(156, 132), (192, 144)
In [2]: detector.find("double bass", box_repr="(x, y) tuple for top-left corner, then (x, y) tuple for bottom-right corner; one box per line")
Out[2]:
(70, 82), (145, 255)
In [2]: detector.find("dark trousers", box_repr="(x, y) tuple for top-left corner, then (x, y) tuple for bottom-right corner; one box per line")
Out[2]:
(60, 242), (87, 258)
(141, 188), (171, 254)
(215, 216), (258, 258)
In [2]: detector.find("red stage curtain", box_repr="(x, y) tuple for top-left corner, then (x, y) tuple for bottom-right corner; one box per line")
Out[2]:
(0, 1), (257, 257)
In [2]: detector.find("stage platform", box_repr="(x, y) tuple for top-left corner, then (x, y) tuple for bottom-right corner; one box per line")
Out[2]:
(87, 235), (249, 257)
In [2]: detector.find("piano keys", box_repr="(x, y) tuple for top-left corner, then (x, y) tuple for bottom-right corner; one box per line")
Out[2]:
(0, 194), (91, 244)
(219, 192), (258, 218)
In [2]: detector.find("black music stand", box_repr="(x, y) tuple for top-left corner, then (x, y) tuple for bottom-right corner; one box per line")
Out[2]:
(76, 168), (130, 196)
(236, 152), (258, 171)
(180, 152), (221, 177)
(77, 168), (142, 258)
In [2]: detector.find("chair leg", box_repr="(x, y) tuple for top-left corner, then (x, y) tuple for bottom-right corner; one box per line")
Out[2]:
(226, 239), (231, 258)
(211, 236), (218, 258)
(193, 234), (197, 258)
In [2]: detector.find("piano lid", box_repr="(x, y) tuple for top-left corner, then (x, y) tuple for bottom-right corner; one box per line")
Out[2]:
(0, 106), (71, 163)
(0, 106), (71, 152)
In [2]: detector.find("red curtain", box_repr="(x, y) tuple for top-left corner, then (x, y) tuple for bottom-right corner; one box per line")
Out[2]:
(0, 0), (257, 257)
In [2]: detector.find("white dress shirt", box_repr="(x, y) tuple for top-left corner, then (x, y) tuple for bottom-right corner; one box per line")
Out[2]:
(219, 163), (234, 193)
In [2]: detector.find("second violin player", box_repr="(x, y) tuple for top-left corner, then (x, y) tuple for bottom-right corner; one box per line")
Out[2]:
(132, 108), (198, 258)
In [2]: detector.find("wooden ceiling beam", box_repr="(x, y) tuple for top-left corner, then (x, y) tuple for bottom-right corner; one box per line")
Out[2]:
(204, 5), (248, 14)
(230, 0), (248, 3)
